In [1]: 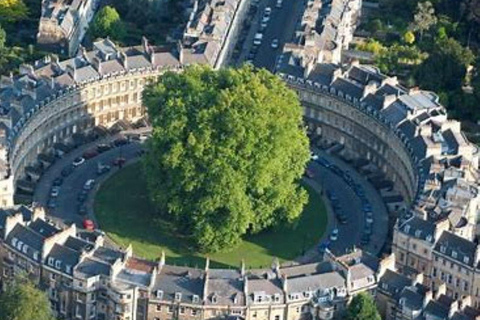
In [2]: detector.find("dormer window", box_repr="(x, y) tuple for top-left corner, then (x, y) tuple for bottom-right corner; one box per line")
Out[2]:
(404, 225), (410, 233)
(452, 251), (458, 259)
(48, 257), (54, 266)
(16, 240), (23, 250)
(273, 294), (280, 302)
(440, 245), (446, 253)
(11, 237), (17, 247)
(55, 260), (61, 269)
(192, 295), (199, 303)
(33, 251), (39, 261)
(175, 292), (182, 301)
(233, 294), (238, 304)
(212, 294), (218, 304)
(464, 257), (470, 264)
(22, 244), (28, 254)
(66, 265), (71, 274)
(156, 290), (163, 299)
(415, 230), (422, 238)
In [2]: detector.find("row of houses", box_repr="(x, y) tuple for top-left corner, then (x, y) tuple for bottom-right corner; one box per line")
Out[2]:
(1, 205), (389, 320)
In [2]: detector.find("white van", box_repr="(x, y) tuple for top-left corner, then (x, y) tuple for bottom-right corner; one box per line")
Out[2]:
(83, 179), (95, 190)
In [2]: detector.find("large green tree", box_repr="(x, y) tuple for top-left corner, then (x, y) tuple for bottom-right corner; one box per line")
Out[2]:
(0, 276), (54, 320)
(415, 37), (474, 92)
(142, 65), (310, 252)
(89, 5), (125, 41)
(346, 293), (381, 320)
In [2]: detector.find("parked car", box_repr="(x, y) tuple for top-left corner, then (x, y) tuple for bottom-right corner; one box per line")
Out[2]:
(83, 219), (95, 231)
(311, 152), (319, 160)
(276, 0), (283, 8)
(365, 211), (374, 224)
(47, 198), (57, 209)
(360, 233), (370, 245)
(336, 209), (348, 224)
(96, 143), (112, 153)
(50, 186), (60, 198)
(72, 157), (85, 167)
(61, 165), (74, 177)
(77, 205), (87, 216)
(83, 179), (95, 190)
(330, 228), (339, 241)
(271, 39), (279, 49)
(304, 169), (314, 178)
(52, 177), (63, 186)
(83, 149), (99, 159)
(113, 137), (128, 147)
(77, 190), (88, 203)
(112, 157), (126, 167)
(253, 33), (263, 46)
(97, 163), (111, 175)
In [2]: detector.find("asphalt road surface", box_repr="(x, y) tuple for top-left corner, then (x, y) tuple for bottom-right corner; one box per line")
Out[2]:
(34, 135), (144, 227)
(307, 148), (389, 257)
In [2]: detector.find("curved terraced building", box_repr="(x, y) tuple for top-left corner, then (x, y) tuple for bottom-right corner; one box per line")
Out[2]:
(0, 9), (479, 320)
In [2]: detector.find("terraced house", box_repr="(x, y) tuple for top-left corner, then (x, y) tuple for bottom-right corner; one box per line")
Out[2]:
(0, 205), (386, 320)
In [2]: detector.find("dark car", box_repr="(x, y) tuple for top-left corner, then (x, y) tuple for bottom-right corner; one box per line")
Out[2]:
(360, 233), (370, 245)
(96, 143), (112, 153)
(335, 209), (348, 224)
(113, 137), (128, 147)
(52, 177), (63, 186)
(77, 205), (87, 216)
(47, 198), (57, 209)
(77, 190), (88, 203)
(317, 157), (331, 168)
(61, 165), (74, 177)
(326, 190), (338, 201)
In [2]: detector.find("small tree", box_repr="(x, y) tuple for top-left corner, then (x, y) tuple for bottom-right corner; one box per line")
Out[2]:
(346, 293), (381, 320)
(0, 276), (54, 320)
(412, 1), (438, 40)
(90, 6), (125, 41)
(403, 31), (416, 44)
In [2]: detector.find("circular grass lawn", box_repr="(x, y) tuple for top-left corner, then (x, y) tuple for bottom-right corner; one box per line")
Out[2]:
(94, 162), (328, 269)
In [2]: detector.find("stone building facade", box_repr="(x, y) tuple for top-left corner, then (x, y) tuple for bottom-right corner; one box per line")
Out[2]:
(0, 205), (385, 320)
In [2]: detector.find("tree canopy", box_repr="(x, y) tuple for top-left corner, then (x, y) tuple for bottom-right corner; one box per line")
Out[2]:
(415, 37), (474, 92)
(0, 276), (54, 320)
(142, 65), (310, 252)
(89, 6), (125, 41)
(346, 293), (381, 320)
(0, 0), (28, 22)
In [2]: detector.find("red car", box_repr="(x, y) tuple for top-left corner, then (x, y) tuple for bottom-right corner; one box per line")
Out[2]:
(83, 219), (95, 231)
(112, 157), (126, 167)
(83, 149), (99, 159)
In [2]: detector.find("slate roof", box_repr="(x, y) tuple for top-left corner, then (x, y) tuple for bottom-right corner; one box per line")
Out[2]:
(378, 269), (412, 299)
(433, 231), (476, 267)
(287, 272), (345, 293)
(398, 216), (436, 243)
(5, 224), (44, 262)
(46, 243), (82, 275)
(28, 219), (61, 238)
(153, 265), (205, 304)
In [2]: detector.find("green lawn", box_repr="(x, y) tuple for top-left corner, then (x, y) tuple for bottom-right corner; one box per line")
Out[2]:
(94, 162), (327, 269)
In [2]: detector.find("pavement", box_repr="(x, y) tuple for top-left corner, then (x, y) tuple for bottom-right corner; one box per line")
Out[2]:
(237, 0), (306, 70)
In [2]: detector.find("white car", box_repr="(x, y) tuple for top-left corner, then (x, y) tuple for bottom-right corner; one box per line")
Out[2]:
(83, 179), (95, 190)
(253, 33), (263, 46)
(264, 6), (272, 14)
(276, 0), (283, 8)
(330, 228), (339, 241)
(311, 152), (319, 160)
(50, 186), (60, 198)
(271, 39), (279, 49)
(72, 157), (85, 167)
(365, 211), (374, 224)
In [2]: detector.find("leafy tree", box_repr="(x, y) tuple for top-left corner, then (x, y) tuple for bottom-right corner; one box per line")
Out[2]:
(90, 6), (125, 41)
(0, 0), (27, 22)
(142, 65), (310, 252)
(412, 1), (438, 40)
(415, 37), (474, 92)
(346, 293), (381, 320)
(403, 30), (416, 44)
(0, 276), (54, 320)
